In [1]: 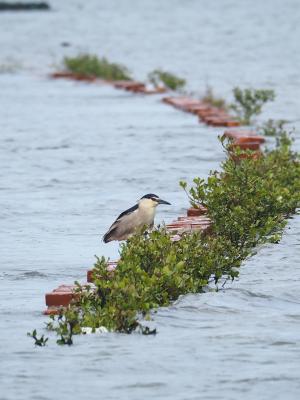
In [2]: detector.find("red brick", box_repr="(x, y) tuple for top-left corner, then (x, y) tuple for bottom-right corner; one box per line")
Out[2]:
(53, 284), (76, 292)
(166, 222), (187, 229)
(162, 97), (201, 110)
(224, 129), (256, 138)
(87, 261), (118, 283)
(231, 151), (262, 162)
(183, 103), (207, 113)
(184, 104), (208, 114)
(162, 97), (174, 104)
(204, 117), (240, 127)
(137, 87), (167, 94)
(231, 141), (261, 151)
(51, 72), (74, 79)
(45, 291), (75, 307)
(187, 206), (208, 216)
(178, 217), (211, 224)
(113, 81), (145, 91)
(235, 135), (265, 144)
(223, 120), (241, 127)
(166, 216), (212, 235)
(198, 108), (221, 119)
(87, 270), (93, 283)
(223, 130), (265, 143)
(193, 106), (215, 116)
(43, 306), (61, 316)
(50, 72), (97, 82)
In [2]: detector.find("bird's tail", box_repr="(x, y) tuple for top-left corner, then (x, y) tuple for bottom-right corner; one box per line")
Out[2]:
(103, 227), (117, 243)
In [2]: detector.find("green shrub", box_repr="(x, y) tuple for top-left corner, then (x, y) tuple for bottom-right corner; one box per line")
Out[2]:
(64, 54), (132, 81)
(182, 133), (300, 250)
(45, 131), (300, 344)
(231, 88), (275, 124)
(148, 69), (186, 90)
(47, 231), (242, 340)
(259, 119), (288, 137)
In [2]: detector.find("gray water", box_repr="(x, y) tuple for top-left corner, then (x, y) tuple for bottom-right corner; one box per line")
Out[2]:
(1, 1), (300, 399)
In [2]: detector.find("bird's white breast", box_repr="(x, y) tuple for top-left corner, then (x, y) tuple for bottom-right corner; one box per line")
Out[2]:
(138, 199), (156, 226)
(138, 206), (156, 225)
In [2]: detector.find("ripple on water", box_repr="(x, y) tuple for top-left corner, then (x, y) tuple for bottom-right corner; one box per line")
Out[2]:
(1, 271), (48, 280)
(1, 1), (300, 400)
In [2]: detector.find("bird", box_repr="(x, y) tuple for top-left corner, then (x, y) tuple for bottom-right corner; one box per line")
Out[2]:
(103, 193), (171, 243)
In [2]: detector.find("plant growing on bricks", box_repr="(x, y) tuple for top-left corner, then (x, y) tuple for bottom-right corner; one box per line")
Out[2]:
(46, 231), (243, 342)
(43, 128), (300, 344)
(259, 119), (288, 137)
(148, 69), (186, 91)
(181, 132), (300, 250)
(231, 87), (275, 125)
(64, 54), (133, 81)
(201, 86), (228, 110)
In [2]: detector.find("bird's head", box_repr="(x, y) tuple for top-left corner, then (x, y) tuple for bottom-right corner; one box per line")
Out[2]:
(138, 193), (171, 209)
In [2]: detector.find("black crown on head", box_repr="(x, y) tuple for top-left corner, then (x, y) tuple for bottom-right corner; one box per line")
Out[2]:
(141, 193), (159, 200)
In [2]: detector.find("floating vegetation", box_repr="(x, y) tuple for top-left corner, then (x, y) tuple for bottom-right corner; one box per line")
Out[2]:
(0, 61), (21, 74)
(148, 69), (186, 91)
(44, 123), (300, 345)
(201, 86), (227, 109)
(63, 54), (132, 81)
(0, 2), (50, 11)
(27, 330), (48, 346)
(231, 87), (275, 125)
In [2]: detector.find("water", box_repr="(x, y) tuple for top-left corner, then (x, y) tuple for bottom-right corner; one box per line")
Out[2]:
(0, 1), (300, 399)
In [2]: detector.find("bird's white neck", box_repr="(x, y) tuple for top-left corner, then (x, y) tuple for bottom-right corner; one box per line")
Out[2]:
(138, 198), (157, 222)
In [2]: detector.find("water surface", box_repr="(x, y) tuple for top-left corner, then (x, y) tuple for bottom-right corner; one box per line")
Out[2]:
(0, 1), (300, 399)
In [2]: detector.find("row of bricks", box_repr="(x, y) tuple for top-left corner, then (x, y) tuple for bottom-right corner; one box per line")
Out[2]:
(50, 74), (264, 144)
(223, 129), (265, 161)
(50, 74), (264, 143)
(224, 128), (265, 153)
(161, 98), (266, 158)
(44, 123), (266, 316)
(44, 127), (265, 314)
(44, 207), (210, 314)
(162, 96), (241, 127)
(50, 72), (167, 94)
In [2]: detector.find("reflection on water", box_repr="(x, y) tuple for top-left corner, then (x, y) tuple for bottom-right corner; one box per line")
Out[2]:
(0, 1), (300, 399)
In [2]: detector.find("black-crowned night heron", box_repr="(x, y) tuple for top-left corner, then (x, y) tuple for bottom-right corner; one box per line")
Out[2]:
(103, 193), (171, 243)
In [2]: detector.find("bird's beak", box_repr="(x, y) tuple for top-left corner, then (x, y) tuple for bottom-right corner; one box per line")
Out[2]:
(157, 198), (171, 205)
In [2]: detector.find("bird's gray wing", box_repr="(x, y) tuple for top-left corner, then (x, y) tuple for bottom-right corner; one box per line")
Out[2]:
(103, 204), (138, 242)
(115, 204), (138, 221)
